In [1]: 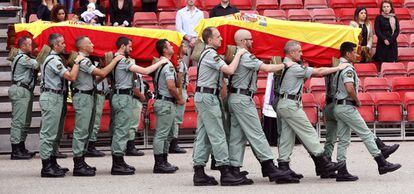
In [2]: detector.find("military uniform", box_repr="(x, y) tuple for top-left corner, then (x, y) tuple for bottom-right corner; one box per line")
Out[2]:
(8, 50), (39, 156)
(129, 73), (144, 142)
(322, 73), (338, 159)
(90, 77), (110, 143)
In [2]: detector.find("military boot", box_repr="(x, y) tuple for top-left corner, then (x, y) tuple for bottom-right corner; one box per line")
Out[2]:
(193, 165), (219, 186)
(81, 155), (97, 171)
(111, 155), (135, 175)
(10, 143), (32, 160)
(51, 155), (69, 173)
(336, 161), (358, 182)
(120, 156), (136, 171)
(73, 157), (95, 176)
(85, 141), (105, 157)
(218, 165), (244, 186)
(41, 158), (65, 178)
(278, 162), (304, 179)
(19, 141), (36, 157)
(229, 166), (253, 185)
(153, 154), (176, 173)
(375, 138), (399, 159)
(126, 140), (145, 156)
(312, 153), (344, 174)
(260, 160), (298, 183)
(163, 153), (179, 170)
(168, 138), (186, 154)
(310, 155), (337, 178)
(374, 154), (401, 175)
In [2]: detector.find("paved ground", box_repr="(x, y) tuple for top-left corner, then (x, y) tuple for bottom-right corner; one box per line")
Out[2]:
(0, 142), (413, 194)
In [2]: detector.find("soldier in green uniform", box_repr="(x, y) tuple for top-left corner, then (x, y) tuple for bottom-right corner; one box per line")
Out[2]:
(110, 36), (168, 175)
(332, 42), (401, 180)
(39, 33), (83, 177)
(71, 36), (123, 176)
(227, 29), (299, 184)
(152, 39), (185, 173)
(192, 26), (248, 186)
(8, 37), (39, 160)
(276, 40), (348, 179)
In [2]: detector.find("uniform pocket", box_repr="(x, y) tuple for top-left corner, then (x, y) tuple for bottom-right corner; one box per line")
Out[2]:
(116, 95), (130, 109)
(202, 94), (219, 106)
(39, 94), (58, 110)
(154, 100), (172, 115)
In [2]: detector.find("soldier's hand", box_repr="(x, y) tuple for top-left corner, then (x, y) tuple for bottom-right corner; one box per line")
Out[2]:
(113, 55), (124, 62)
(74, 55), (85, 64)
(337, 63), (351, 70)
(236, 48), (248, 56)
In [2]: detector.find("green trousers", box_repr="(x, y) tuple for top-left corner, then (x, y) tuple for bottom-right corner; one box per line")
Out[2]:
(323, 102), (338, 158)
(129, 98), (143, 141)
(276, 98), (324, 162)
(110, 94), (134, 156)
(8, 85), (34, 144)
(90, 94), (105, 142)
(153, 99), (176, 155)
(228, 94), (274, 167)
(169, 89), (187, 141)
(72, 93), (96, 157)
(192, 92), (230, 167)
(39, 92), (65, 159)
(333, 104), (381, 162)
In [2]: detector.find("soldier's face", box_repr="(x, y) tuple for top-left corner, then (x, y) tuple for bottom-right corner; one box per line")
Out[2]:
(21, 38), (32, 54)
(124, 41), (132, 55)
(346, 48), (357, 62)
(290, 46), (302, 62)
(54, 37), (66, 53)
(84, 37), (94, 54)
(164, 41), (174, 55)
(209, 29), (222, 49)
(243, 35), (253, 49)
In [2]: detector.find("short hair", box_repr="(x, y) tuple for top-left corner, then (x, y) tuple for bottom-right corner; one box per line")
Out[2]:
(283, 40), (300, 54)
(340, 42), (357, 57)
(380, 0), (395, 14)
(116, 36), (131, 49)
(51, 4), (67, 22)
(48, 33), (63, 49)
(18, 36), (30, 48)
(202, 27), (216, 43)
(156, 39), (168, 56)
(75, 36), (88, 50)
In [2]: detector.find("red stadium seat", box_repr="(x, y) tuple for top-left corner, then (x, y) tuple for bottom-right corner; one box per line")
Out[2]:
(400, 20), (414, 34)
(373, 35), (378, 47)
(410, 34), (414, 47)
(99, 100), (111, 132)
(312, 8), (336, 22)
(287, 9), (312, 22)
(363, 77), (390, 93)
(381, 62), (407, 85)
(231, 0), (253, 10)
(308, 77), (326, 103)
(187, 82), (196, 97)
(357, 92), (376, 123)
(28, 14), (38, 23)
(336, 8), (354, 24)
(258, 71), (268, 78)
(147, 99), (156, 131)
(404, 92), (414, 122)
(304, 0), (328, 9)
(133, 12), (158, 27)
(318, 92), (326, 108)
(203, 11), (209, 18)
(256, 79), (267, 94)
(394, 8), (412, 20)
(263, 9), (287, 20)
(132, 0), (143, 12)
(397, 34), (409, 47)
(398, 48), (414, 61)
(163, 24), (176, 30)
(329, 0), (355, 9)
(64, 104), (75, 133)
(391, 77), (414, 99)
(280, 0), (304, 10)
(302, 93), (318, 125)
(390, 0), (404, 7)
(158, 11), (177, 25)
(355, 0), (378, 8)
(141, 25), (163, 29)
(188, 66), (197, 83)
(404, 0), (414, 8)
(365, 8), (380, 20)
(256, 0), (279, 13)
(372, 92), (403, 122)
(203, 0), (221, 10)
(180, 97), (197, 131)
(157, 0), (178, 11)
(407, 62), (414, 77)
(354, 63), (378, 85)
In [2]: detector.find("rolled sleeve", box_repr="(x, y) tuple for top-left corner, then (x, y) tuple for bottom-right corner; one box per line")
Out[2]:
(242, 54), (262, 71)
(164, 64), (176, 80)
(304, 67), (313, 79)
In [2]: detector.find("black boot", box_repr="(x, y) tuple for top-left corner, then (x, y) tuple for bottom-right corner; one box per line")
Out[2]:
(126, 140), (145, 156)
(313, 154), (344, 174)
(81, 155), (97, 171)
(111, 155), (135, 175)
(218, 165), (244, 186)
(168, 138), (187, 154)
(260, 160), (298, 183)
(278, 162), (304, 179)
(19, 142), (36, 157)
(73, 157), (95, 176)
(163, 153), (179, 170)
(193, 165), (219, 186)
(310, 155), (337, 178)
(41, 158), (65, 177)
(153, 154), (176, 173)
(10, 144), (32, 160)
(375, 138), (399, 159)
(51, 155), (69, 173)
(55, 151), (68, 158)
(85, 141), (105, 157)
(336, 161), (358, 182)
(374, 154), (401, 175)
(230, 166), (254, 185)
(120, 156), (136, 171)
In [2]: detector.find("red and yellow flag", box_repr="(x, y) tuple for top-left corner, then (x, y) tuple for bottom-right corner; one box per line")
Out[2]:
(195, 13), (361, 67)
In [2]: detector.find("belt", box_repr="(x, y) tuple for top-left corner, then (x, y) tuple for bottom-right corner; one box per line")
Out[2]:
(72, 88), (94, 96)
(156, 95), (175, 103)
(12, 81), (31, 91)
(336, 99), (356, 106)
(196, 86), (220, 95)
(326, 97), (334, 104)
(42, 87), (65, 95)
(96, 90), (105, 96)
(278, 93), (302, 101)
(230, 88), (254, 98)
(113, 88), (133, 95)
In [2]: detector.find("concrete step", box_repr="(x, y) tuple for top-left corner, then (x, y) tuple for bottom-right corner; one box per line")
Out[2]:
(0, 101), (41, 113)
(0, 57), (10, 72)
(0, 42), (6, 50)
(0, 86), (41, 98)
(0, 116), (41, 129)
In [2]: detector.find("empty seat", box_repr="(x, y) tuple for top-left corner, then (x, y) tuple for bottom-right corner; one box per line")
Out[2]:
(404, 0), (414, 8)
(64, 104), (75, 133)
(312, 8), (336, 22)
(308, 77), (326, 103)
(372, 92), (403, 123)
(398, 48), (414, 61)
(188, 66), (197, 82)
(336, 8), (355, 23)
(407, 62), (414, 77)
(410, 34), (414, 47)
(157, 0), (178, 11)
(187, 82), (196, 97)
(133, 12), (158, 27)
(302, 93), (319, 125)
(256, 0), (279, 13)
(231, 0), (253, 10)
(404, 92), (414, 122)
(355, 0), (378, 7)
(390, 0), (404, 7)
(280, 0), (304, 10)
(329, 0), (355, 9)
(394, 8), (411, 20)
(400, 20), (414, 34)
(354, 63), (378, 85)
(391, 77), (414, 99)
(132, 0), (142, 11)
(357, 92), (376, 123)
(365, 8), (380, 20)
(203, 0), (221, 10)
(162, 24), (176, 30)
(147, 99), (156, 130)
(180, 98), (197, 130)
(373, 35), (377, 47)
(363, 77), (390, 93)
(99, 100), (111, 132)
(256, 79), (268, 107)
(397, 34), (409, 47)
(263, 9), (287, 20)
(381, 62), (407, 85)
(304, 0), (328, 9)
(287, 9), (312, 21)
(158, 11), (177, 25)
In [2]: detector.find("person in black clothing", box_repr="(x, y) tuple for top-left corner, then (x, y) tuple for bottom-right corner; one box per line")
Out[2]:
(209, 0), (239, 18)
(350, 7), (374, 63)
(77, 0), (106, 25)
(373, 0), (400, 64)
(141, 0), (157, 12)
(109, 0), (133, 27)
(25, 0), (41, 22)
(37, 0), (57, 21)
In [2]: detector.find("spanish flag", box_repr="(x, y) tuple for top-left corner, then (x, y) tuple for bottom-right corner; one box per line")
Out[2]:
(195, 13), (361, 67)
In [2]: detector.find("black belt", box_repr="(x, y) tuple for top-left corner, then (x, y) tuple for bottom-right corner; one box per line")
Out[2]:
(196, 86), (220, 95)
(336, 99), (356, 106)
(326, 97), (334, 104)
(96, 90), (105, 96)
(42, 87), (65, 95)
(72, 88), (94, 96)
(230, 88), (254, 98)
(278, 93), (302, 101)
(113, 88), (133, 95)
(12, 81), (31, 91)
(156, 95), (175, 103)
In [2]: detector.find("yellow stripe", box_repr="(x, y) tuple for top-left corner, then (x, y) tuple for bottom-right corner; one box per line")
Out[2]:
(15, 21), (184, 46)
(195, 14), (361, 49)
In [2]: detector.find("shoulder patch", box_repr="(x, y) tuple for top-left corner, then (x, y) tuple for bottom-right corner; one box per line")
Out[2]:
(57, 64), (62, 70)
(214, 55), (220, 62)
(346, 70), (354, 78)
(169, 65), (175, 72)
(86, 61), (92, 67)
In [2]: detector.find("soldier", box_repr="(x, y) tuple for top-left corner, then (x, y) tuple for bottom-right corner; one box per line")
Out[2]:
(152, 39), (185, 173)
(332, 42), (401, 180)
(168, 42), (189, 154)
(227, 29), (298, 184)
(8, 36), (39, 160)
(70, 36), (123, 176)
(192, 26), (247, 186)
(109, 36), (168, 175)
(276, 40), (348, 179)
(39, 33), (83, 177)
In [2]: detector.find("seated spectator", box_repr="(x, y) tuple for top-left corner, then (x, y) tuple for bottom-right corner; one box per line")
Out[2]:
(210, 0), (239, 18)
(51, 4), (68, 22)
(58, 0), (74, 13)
(109, 0), (133, 27)
(25, 0), (42, 22)
(37, 0), (58, 21)
(350, 7), (374, 62)
(141, 0), (158, 12)
(78, 0), (106, 25)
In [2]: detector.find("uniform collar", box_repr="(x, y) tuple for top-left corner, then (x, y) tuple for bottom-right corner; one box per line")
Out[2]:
(50, 50), (59, 55)
(283, 57), (297, 65)
(339, 57), (350, 63)
(160, 56), (172, 63)
(205, 45), (217, 51)
(78, 51), (89, 57)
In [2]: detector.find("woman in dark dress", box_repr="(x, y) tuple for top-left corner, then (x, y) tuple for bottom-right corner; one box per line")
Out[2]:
(109, 0), (133, 27)
(37, 0), (58, 21)
(373, 0), (400, 63)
